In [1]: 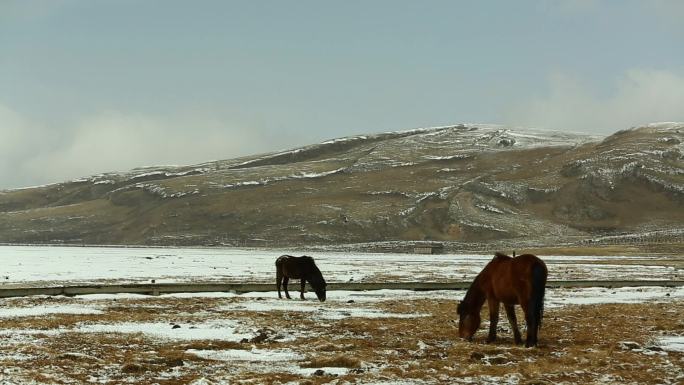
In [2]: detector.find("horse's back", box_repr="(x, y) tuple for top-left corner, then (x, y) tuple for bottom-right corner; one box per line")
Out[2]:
(486, 253), (547, 303)
(276, 255), (317, 279)
(511, 254), (547, 277)
(510, 254), (548, 298)
(276, 255), (296, 276)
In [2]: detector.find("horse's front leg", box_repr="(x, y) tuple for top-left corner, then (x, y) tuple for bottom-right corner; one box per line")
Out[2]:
(283, 277), (291, 299)
(487, 298), (500, 343)
(504, 304), (522, 344)
(300, 279), (306, 300)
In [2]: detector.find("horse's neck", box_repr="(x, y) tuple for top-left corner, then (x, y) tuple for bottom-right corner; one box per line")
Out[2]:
(307, 266), (321, 280)
(463, 278), (487, 311)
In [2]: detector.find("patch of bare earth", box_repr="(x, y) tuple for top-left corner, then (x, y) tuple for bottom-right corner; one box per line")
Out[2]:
(0, 294), (681, 384)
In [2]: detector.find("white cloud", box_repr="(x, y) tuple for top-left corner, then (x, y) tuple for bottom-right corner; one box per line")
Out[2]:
(505, 69), (684, 134)
(0, 104), (55, 189)
(1, 107), (294, 190)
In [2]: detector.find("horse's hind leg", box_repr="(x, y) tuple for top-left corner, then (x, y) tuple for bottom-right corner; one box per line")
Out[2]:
(277, 271), (283, 299)
(300, 279), (306, 300)
(504, 304), (522, 344)
(486, 298), (500, 343)
(525, 315), (538, 347)
(520, 301), (536, 347)
(525, 303), (539, 347)
(283, 277), (291, 299)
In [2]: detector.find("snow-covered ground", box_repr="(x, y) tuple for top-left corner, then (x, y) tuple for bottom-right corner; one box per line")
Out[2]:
(0, 246), (679, 286)
(0, 246), (681, 384)
(1, 286), (682, 322)
(658, 336), (684, 353)
(0, 288), (681, 355)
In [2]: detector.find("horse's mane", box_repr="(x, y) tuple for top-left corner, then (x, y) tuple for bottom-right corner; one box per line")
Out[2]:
(301, 256), (325, 285)
(460, 273), (485, 312)
(461, 254), (510, 313)
(301, 256), (319, 270)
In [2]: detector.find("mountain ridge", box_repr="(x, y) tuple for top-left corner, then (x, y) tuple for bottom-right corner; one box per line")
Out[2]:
(1, 123), (683, 252)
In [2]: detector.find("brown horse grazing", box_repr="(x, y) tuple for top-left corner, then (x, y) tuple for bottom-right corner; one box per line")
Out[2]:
(457, 252), (547, 347)
(276, 255), (327, 302)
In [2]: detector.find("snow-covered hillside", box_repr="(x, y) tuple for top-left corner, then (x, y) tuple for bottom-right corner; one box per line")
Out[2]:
(0, 123), (682, 248)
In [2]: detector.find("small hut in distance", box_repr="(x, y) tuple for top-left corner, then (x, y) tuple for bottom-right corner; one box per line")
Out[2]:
(412, 241), (444, 254)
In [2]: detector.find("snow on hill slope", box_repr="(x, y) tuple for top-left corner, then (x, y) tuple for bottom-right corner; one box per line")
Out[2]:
(0, 123), (682, 249)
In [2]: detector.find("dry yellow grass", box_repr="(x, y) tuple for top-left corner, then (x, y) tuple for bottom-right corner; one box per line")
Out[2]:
(0, 294), (680, 384)
(301, 354), (363, 369)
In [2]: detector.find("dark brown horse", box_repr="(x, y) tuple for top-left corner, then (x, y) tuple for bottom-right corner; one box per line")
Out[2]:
(457, 252), (547, 347)
(276, 255), (327, 302)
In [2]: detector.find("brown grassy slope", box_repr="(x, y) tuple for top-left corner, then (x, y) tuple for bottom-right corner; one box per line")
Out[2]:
(0, 124), (682, 247)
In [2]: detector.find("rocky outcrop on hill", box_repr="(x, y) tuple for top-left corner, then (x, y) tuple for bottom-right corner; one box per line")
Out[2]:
(1, 123), (682, 249)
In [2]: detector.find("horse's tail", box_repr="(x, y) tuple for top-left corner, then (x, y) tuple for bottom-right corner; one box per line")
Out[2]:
(530, 261), (547, 331)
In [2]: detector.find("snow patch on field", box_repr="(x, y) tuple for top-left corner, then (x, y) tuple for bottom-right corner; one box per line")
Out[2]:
(0, 329), (62, 337)
(237, 286), (684, 309)
(294, 367), (351, 376)
(163, 292), (239, 299)
(657, 336), (684, 352)
(74, 293), (152, 301)
(452, 374), (522, 385)
(546, 286), (684, 307)
(187, 347), (303, 362)
(222, 298), (428, 320)
(0, 304), (103, 318)
(77, 320), (253, 341)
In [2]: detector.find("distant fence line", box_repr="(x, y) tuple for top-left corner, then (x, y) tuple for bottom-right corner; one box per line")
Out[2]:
(579, 231), (684, 246)
(3, 229), (683, 252)
(212, 231), (684, 251)
(0, 280), (682, 299)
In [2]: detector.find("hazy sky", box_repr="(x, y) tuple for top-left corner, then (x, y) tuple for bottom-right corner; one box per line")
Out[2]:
(1, 0), (683, 189)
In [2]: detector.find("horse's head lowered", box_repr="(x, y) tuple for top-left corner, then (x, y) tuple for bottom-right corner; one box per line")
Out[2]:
(309, 271), (327, 302)
(457, 300), (480, 341)
(302, 256), (327, 302)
